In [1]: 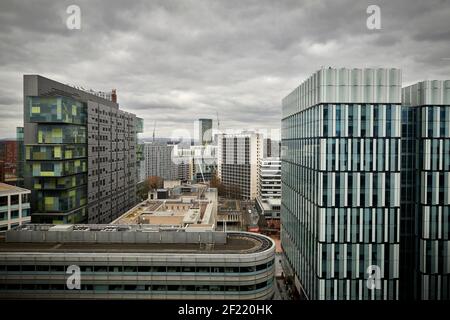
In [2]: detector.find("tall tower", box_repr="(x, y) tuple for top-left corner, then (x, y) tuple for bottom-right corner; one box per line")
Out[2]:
(198, 119), (213, 145)
(281, 68), (402, 300)
(23, 75), (142, 224)
(402, 80), (450, 300)
(217, 131), (262, 200)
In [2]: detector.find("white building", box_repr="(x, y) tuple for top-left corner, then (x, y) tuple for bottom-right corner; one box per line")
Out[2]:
(217, 131), (262, 200)
(143, 142), (178, 180)
(0, 183), (31, 233)
(258, 157), (281, 199)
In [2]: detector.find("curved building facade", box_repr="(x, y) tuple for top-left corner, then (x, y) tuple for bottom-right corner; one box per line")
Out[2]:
(0, 224), (275, 300)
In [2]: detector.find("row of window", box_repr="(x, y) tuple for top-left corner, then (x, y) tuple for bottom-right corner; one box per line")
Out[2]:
(0, 280), (272, 293)
(0, 209), (31, 221)
(0, 261), (274, 274)
(0, 194), (29, 207)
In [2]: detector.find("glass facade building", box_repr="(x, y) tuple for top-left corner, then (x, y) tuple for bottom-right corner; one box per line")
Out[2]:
(281, 68), (402, 300)
(23, 75), (141, 224)
(402, 80), (450, 300)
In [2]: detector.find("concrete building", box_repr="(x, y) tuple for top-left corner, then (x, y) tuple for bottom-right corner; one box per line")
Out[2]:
(258, 157), (281, 199)
(143, 142), (174, 180)
(0, 224), (275, 300)
(0, 183), (31, 233)
(23, 75), (143, 224)
(263, 138), (281, 158)
(113, 183), (217, 232)
(255, 198), (281, 226)
(217, 199), (245, 232)
(402, 80), (450, 300)
(0, 140), (19, 184)
(281, 68), (402, 300)
(198, 119), (213, 145)
(218, 131), (262, 200)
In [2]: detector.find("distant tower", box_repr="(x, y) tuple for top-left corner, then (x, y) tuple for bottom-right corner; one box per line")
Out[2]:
(198, 119), (213, 145)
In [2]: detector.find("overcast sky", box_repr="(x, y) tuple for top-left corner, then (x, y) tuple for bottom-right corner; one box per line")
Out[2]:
(0, 0), (449, 139)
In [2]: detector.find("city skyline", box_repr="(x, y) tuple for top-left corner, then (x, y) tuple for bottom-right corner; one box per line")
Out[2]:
(1, 0), (450, 139)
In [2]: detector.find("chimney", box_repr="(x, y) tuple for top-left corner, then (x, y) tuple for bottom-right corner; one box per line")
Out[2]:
(111, 89), (117, 103)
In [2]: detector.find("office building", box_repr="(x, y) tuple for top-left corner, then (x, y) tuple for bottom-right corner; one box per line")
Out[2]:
(256, 157), (281, 235)
(143, 142), (178, 181)
(263, 138), (281, 158)
(402, 80), (450, 300)
(258, 157), (281, 199)
(23, 75), (143, 224)
(281, 68), (402, 300)
(0, 183), (31, 233)
(198, 119), (213, 145)
(0, 224), (275, 300)
(218, 131), (262, 200)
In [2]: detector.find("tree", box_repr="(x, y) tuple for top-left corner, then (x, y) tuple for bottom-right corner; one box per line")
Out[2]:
(210, 173), (226, 196)
(137, 176), (164, 200)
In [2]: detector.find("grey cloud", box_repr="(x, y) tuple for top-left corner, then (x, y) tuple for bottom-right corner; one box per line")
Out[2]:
(0, 0), (449, 138)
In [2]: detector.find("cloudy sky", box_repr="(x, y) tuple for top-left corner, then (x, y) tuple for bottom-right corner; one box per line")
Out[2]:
(0, 0), (449, 139)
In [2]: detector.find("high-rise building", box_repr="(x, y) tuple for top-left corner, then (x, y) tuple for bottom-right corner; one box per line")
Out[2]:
(0, 183), (31, 233)
(23, 75), (143, 224)
(143, 142), (179, 181)
(198, 119), (213, 145)
(256, 157), (281, 234)
(258, 157), (281, 199)
(402, 80), (450, 300)
(263, 138), (281, 158)
(281, 68), (402, 300)
(218, 131), (262, 200)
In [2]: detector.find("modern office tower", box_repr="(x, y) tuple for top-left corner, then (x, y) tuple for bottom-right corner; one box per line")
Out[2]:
(23, 75), (143, 224)
(402, 80), (450, 300)
(198, 119), (213, 145)
(217, 131), (262, 200)
(258, 157), (281, 199)
(0, 183), (31, 233)
(143, 142), (179, 180)
(0, 224), (275, 300)
(263, 138), (281, 158)
(281, 68), (402, 300)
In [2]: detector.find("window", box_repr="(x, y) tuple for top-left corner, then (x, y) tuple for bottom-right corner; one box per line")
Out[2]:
(123, 266), (137, 272)
(11, 210), (19, 219)
(10, 195), (19, 205)
(94, 266), (107, 272)
(36, 265), (49, 272)
(0, 196), (7, 207)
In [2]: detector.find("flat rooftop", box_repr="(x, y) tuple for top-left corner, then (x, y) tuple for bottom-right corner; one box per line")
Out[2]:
(0, 183), (30, 196)
(0, 225), (274, 255)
